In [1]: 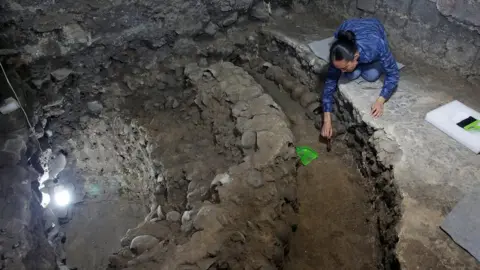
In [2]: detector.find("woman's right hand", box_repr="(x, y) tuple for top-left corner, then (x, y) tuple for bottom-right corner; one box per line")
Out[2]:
(321, 117), (333, 138)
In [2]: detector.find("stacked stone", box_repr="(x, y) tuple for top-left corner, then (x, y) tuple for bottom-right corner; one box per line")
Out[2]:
(0, 67), (58, 269)
(108, 62), (298, 269)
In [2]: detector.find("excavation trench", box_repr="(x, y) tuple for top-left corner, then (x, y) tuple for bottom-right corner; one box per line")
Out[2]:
(248, 30), (402, 269)
(1, 14), (401, 270)
(65, 37), (401, 269)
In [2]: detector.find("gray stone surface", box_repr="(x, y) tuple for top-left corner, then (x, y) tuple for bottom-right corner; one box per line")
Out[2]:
(384, 0), (413, 13)
(441, 188), (480, 262)
(445, 36), (479, 67)
(437, 0), (480, 30)
(410, 0), (442, 26)
(357, 0), (376, 13)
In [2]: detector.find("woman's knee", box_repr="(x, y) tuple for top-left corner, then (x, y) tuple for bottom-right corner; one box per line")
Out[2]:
(344, 69), (361, 81)
(361, 68), (381, 82)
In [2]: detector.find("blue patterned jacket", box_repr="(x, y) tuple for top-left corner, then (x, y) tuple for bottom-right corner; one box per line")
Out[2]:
(322, 18), (400, 112)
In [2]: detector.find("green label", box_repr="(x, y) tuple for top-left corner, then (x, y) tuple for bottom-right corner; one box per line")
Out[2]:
(465, 120), (480, 131)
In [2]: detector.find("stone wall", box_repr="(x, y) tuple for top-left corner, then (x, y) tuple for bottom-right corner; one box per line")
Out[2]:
(107, 61), (298, 270)
(0, 0), (272, 69)
(0, 67), (57, 269)
(307, 0), (480, 79)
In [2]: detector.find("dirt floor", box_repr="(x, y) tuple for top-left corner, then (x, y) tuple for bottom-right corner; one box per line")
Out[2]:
(251, 73), (380, 270)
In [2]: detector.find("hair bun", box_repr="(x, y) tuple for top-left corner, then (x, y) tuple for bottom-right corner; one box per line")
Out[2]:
(337, 30), (356, 42)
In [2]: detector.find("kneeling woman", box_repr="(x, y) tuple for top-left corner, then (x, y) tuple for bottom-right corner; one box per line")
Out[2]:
(321, 18), (400, 139)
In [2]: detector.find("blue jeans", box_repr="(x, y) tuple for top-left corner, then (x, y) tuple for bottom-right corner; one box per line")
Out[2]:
(344, 61), (383, 82)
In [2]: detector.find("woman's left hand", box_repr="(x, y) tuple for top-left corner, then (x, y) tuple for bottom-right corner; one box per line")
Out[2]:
(371, 97), (385, 118)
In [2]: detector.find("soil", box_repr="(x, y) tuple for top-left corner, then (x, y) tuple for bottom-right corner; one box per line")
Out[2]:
(251, 72), (380, 269)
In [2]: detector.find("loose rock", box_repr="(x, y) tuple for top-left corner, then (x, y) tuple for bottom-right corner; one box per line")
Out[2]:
(129, 235), (159, 255)
(282, 80), (296, 93)
(291, 86), (306, 101)
(51, 68), (72, 81)
(166, 211), (181, 222)
(246, 169), (264, 188)
(204, 22), (219, 36)
(198, 58), (209, 67)
(87, 101), (103, 114)
(241, 131), (257, 149)
(299, 91), (319, 108)
(222, 12), (239, 27)
(156, 206), (165, 220)
(251, 2), (270, 21)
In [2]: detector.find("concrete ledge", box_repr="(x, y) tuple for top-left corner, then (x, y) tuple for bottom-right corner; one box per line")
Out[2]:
(338, 76), (480, 269)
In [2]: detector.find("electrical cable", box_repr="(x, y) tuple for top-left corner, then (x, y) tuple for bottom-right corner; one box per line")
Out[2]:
(0, 62), (43, 151)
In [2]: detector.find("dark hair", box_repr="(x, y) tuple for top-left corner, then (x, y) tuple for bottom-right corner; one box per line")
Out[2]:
(329, 30), (358, 62)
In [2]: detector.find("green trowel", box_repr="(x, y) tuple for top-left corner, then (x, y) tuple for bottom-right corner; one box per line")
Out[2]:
(296, 146), (319, 166)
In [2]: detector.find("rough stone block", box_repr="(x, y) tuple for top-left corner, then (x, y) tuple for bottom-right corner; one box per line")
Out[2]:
(445, 36), (479, 67)
(241, 131), (257, 149)
(473, 50), (480, 75)
(422, 29), (449, 55)
(236, 114), (288, 133)
(385, 14), (408, 29)
(251, 2), (270, 21)
(384, 0), (413, 13)
(291, 86), (307, 101)
(50, 68), (72, 81)
(204, 22), (218, 36)
(87, 101), (104, 114)
(437, 0), (480, 30)
(33, 14), (73, 33)
(166, 211), (181, 222)
(193, 205), (225, 232)
(245, 169), (264, 188)
(120, 221), (172, 246)
(253, 128), (294, 168)
(61, 23), (91, 46)
(402, 21), (429, 46)
(357, 0), (376, 12)
(299, 91), (319, 108)
(222, 12), (238, 26)
(130, 235), (159, 255)
(410, 0), (442, 26)
(0, 135), (27, 166)
(232, 94), (285, 119)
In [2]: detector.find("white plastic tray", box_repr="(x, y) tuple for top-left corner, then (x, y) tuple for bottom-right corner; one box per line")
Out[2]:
(425, 100), (480, 154)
